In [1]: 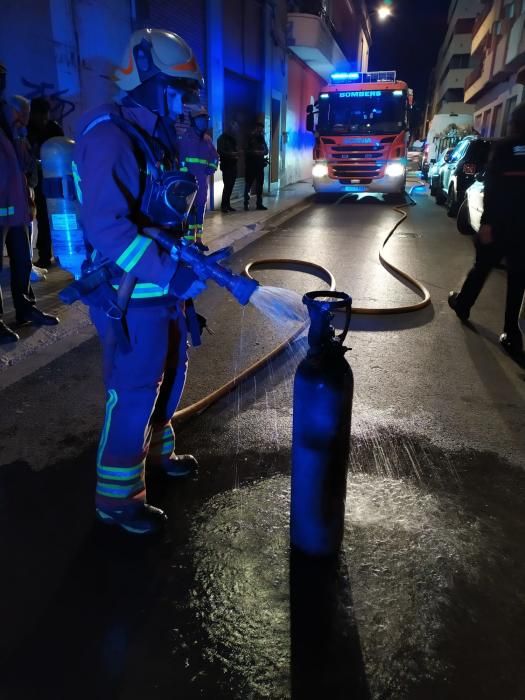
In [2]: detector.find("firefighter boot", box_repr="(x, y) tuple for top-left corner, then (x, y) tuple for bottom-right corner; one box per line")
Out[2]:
(96, 502), (167, 535)
(148, 424), (198, 477)
(161, 454), (199, 477)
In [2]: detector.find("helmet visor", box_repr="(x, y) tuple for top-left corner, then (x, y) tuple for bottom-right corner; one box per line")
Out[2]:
(163, 177), (198, 219)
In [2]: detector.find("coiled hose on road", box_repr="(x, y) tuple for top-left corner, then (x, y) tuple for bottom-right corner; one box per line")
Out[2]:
(173, 185), (431, 422)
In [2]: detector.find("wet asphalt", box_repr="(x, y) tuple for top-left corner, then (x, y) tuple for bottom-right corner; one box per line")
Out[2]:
(1, 191), (525, 699)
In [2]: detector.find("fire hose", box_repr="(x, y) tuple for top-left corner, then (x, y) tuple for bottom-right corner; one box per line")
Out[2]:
(173, 188), (431, 422)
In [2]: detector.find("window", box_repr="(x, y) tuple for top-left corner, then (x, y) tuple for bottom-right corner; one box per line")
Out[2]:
(503, 1), (515, 19)
(481, 109), (491, 136)
(502, 96), (518, 136)
(465, 140), (491, 167)
(490, 103), (503, 136)
(444, 88), (465, 103)
(448, 54), (470, 70)
(450, 141), (468, 162)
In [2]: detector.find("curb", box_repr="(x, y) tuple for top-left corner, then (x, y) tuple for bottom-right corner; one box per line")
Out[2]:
(208, 195), (315, 254)
(0, 193), (315, 389)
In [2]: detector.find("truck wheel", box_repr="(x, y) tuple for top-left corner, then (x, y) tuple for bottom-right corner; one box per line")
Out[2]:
(446, 186), (459, 217)
(456, 200), (474, 235)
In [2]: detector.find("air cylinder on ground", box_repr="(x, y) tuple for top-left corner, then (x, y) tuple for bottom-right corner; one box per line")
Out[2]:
(290, 291), (354, 557)
(40, 137), (85, 279)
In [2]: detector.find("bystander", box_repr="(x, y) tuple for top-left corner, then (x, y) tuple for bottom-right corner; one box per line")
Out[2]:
(0, 62), (59, 343)
(449, 102), (525, 358)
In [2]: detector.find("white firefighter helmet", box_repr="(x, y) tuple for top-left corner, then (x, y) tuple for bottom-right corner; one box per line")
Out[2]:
(115, 28), (203, 92)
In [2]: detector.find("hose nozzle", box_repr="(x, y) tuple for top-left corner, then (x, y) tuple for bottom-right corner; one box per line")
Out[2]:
(179, 244), (259, 305)
(145, 229), (259, 305)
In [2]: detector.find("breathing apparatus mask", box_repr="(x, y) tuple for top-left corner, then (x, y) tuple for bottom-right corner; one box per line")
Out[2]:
(102, 112), (198, 228)
(142, 169), (197, 227)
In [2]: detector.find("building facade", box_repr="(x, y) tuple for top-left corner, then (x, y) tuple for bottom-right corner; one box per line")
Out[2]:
(464, 0), (525, 136)
(0, 0), (370, 200)
(426, 0), (483, 126)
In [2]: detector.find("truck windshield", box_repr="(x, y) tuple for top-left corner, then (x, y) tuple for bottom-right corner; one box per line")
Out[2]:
(318, 91), (407, 135)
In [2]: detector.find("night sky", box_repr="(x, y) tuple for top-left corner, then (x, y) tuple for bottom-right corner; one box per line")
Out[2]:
(368, 0), (452, 122)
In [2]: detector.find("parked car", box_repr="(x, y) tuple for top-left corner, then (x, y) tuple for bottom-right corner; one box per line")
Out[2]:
(407, 141), (424, 172)
(457, 174), (484, 235)
(434, 135), (492, 217)
(428, 147), (454, 196)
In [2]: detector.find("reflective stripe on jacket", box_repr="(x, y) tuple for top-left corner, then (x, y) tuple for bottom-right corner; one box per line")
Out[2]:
(177, 127), (218, 205)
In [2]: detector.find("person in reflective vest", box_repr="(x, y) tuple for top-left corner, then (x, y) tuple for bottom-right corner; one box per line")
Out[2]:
(178, 107), (218, 251)
(73, 29), (207, 535)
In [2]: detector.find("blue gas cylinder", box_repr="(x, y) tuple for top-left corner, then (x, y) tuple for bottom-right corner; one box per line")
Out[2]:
(40, 137), (85, 279)
(290, 291), (353, 557)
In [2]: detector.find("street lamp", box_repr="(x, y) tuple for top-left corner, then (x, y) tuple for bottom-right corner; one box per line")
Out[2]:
(377, 5), (392, 20)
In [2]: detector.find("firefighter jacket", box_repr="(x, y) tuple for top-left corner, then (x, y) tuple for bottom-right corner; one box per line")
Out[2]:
(73, 102), (180, 301)
(0, 102), (31, 227)
(177, 127), (218, 206)
(481, 137), (525, 242)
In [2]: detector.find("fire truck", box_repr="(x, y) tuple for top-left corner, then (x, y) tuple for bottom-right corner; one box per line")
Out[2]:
(306, 71), (413, 198)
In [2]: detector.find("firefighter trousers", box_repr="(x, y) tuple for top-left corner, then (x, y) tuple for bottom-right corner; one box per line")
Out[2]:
(90, 301), (188, 510)
(185, 201), (207, 243)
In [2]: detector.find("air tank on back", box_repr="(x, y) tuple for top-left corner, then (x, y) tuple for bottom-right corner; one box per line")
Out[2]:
(290, 291), (353, 557)
(40, 137), (85, 279)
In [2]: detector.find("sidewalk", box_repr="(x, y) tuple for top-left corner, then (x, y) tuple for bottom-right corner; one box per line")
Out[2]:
(0, 180), (314, 387)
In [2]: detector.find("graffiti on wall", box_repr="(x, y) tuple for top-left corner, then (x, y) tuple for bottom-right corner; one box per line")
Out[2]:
(21, 78), (75, 125)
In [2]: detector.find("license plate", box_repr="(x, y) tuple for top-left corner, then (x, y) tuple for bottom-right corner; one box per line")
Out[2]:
(344, 185), (367, 192)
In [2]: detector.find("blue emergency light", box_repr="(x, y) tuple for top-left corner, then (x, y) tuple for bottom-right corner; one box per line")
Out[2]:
(331, 72), (361, 82)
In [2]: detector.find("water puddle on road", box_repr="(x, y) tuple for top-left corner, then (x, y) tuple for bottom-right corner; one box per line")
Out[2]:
(190, 433), (525, 700)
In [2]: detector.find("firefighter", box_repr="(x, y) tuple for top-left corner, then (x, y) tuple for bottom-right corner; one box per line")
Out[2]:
(73, 28), (208, 535)
(244, 121), (269, 211)
(178, 106), (218, 251)
(449, 102), (525, 358)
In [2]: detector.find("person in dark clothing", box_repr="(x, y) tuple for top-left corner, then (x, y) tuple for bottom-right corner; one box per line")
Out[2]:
(244, 121), (268, 211)
(0, 62), (59, 343)
(449, 102), (525, 357)
(217, 119), (240, 213)
(28, 97), (64, 268)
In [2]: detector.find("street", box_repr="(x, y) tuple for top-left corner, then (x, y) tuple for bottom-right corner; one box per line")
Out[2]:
(1, 189), (525, 699)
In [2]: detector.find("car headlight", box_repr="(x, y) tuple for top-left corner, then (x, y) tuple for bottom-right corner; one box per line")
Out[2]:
(385, 162), (405, 178)
(312, 162), (329, 178)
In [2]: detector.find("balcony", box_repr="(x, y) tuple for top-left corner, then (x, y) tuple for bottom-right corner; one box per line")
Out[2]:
(491, 23), (512, 83)
(287, 12), (346, 80)
(464, 47), (494, 103)
(471, 4), (496, 55)
(506, 14), (525, 72)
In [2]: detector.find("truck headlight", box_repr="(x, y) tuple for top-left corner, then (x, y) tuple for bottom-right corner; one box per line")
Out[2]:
(385, 163), (405, 178)
(312, 162), (329, 178)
